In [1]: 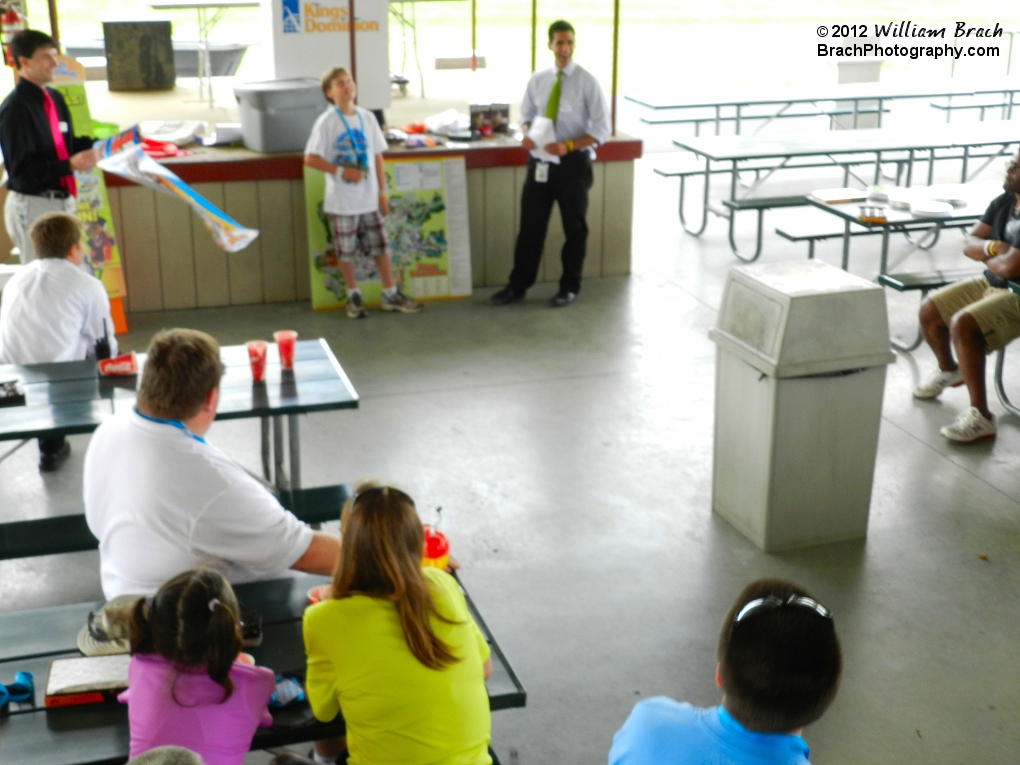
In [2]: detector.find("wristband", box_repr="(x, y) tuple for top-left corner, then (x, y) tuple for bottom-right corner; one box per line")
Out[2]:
(565, 139), (574, 152)
(986, 239), (997, 258)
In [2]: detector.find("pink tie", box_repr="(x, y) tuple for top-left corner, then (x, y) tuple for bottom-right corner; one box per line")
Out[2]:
(41, 88), (76, 198)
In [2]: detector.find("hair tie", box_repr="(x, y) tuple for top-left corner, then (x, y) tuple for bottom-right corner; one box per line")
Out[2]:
(208, 598), (222, 612)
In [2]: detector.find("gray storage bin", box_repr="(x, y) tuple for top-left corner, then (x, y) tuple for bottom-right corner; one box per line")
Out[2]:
(234, 78), (323, 153)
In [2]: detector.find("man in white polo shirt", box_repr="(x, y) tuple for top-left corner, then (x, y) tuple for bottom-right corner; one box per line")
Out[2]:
(84, 328), (340, 599)
(0, 211), (116, 470)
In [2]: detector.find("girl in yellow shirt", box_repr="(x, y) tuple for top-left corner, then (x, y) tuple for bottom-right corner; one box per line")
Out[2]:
(303, 484), (493, 765)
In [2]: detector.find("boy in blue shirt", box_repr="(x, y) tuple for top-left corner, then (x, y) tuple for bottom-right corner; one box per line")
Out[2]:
(609, 579), (842, 765)
(304, 67), (420, 319)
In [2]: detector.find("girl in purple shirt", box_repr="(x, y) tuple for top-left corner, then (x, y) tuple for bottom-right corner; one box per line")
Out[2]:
(119, 569), (276, 765)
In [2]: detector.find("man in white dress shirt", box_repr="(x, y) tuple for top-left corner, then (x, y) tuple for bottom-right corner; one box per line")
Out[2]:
(84, 328), (340, 599)
(0, 212), (116, 470)
(491, 20), (611, 307)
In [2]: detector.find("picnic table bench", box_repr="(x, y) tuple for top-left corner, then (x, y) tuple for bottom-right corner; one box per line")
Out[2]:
(0, 570), (526, 765)
(875, 270), (1020, 420)
(0, 484), (351, 561)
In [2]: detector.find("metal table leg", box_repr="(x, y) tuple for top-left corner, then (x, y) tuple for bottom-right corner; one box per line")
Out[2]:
(841, 219), (851, 270)
(261, 417), (272, 482)
(273, 414), (287, 490)
(890, 288), (930, 353)
(994, 348), (1020, 417)
(879, 225), (891, 275)
(288, 414), (301, 491)
(678, 154), (711, 236)
(727, 207), (765, 263)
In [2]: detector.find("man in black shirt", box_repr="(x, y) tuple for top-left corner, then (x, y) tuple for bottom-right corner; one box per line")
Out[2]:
(914, 152), (1020, 443)
(1, 29), (97, 263)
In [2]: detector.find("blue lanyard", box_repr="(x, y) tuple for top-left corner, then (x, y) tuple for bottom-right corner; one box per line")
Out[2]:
(334, 106), (367, 169)
(134, 407), (206, 444)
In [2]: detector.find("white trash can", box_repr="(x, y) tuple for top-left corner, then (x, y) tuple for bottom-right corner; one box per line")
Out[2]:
(233, 78), (323, 153)
(709, 261), (895, 552)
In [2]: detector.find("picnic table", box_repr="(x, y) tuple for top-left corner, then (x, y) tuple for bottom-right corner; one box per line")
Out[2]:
(805, 181), (1000, 274)
(0, 338), (357, 492)
(0, 572), (526, 765)
(665, 123), (1020, 260)
(628, 80), (1020, 134)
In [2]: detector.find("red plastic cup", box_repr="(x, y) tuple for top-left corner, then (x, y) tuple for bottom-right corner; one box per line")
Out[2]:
(274, 330), (298, 370)
(307, 584), (331, 605)
(421, 525), (449, 570)
(246, 340), (268, 382)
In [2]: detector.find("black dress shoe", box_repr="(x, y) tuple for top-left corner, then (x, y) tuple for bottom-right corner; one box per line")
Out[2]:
(550, 290), (577, 307)
(491, 286), (524, 305)
(39, 442), (71, 472)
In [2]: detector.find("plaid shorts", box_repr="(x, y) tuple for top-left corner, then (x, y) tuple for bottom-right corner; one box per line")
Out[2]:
(328, 211), (389, 263)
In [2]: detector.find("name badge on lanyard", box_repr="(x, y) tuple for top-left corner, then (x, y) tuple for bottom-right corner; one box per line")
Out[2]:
(535, 162), (549, 183)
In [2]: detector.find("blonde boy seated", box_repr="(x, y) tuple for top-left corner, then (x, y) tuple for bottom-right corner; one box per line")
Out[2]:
(0, 211), (117, 469)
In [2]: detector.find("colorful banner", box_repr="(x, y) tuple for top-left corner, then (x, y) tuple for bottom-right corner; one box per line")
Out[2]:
(305, 156), (472, 310)
(99, 146), (259, 253)
(52, 56), (127, 299)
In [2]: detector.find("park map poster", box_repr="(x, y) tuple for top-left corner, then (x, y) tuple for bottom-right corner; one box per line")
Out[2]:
(52, 56), (127, 301)
(305, 156), (472, 309)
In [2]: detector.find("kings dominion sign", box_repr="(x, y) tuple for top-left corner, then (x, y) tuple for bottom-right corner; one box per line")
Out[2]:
(283, 0), (380, 34)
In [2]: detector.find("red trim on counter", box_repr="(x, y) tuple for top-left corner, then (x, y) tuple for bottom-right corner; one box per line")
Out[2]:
(102, 139), (642, 187)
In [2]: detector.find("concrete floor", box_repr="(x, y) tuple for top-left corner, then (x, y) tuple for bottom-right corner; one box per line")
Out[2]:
(3, 150), (1020, 764)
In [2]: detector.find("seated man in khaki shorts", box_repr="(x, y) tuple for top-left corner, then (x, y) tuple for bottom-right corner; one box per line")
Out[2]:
(914, 154), (1020, 443)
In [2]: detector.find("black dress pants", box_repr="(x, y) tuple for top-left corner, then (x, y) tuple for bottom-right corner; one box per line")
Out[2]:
(509, 152), (594, 295)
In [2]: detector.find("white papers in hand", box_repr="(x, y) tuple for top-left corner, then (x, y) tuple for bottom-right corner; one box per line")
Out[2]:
(527, 117), (560, 164)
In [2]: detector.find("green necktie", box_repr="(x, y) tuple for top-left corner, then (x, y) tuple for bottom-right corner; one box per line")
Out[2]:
(545, 70), (563, 123)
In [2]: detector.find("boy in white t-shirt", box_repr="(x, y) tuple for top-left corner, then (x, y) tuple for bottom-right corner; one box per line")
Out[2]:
(304, 67), (421, 319)
(0, 211), (117, 470)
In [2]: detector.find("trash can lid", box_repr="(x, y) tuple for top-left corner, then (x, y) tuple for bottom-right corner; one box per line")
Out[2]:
(710, 261), (895, 377)
(233, 78), (323, 110)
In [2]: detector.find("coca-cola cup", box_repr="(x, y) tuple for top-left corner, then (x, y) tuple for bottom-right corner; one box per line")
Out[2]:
(246, 340), (268, 382)
(274, 330), (298, 370)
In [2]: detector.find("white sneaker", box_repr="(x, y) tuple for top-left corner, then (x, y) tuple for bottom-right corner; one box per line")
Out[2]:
(940, 407), (997, 443)
(346, 291), (366, 319)
(380, 289), (422, 314)
(913, 368), (964, 399)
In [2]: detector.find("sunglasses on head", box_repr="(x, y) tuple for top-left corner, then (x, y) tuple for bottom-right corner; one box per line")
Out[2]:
(734, 594), (833, 625)
(351, 486), (415, 508)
